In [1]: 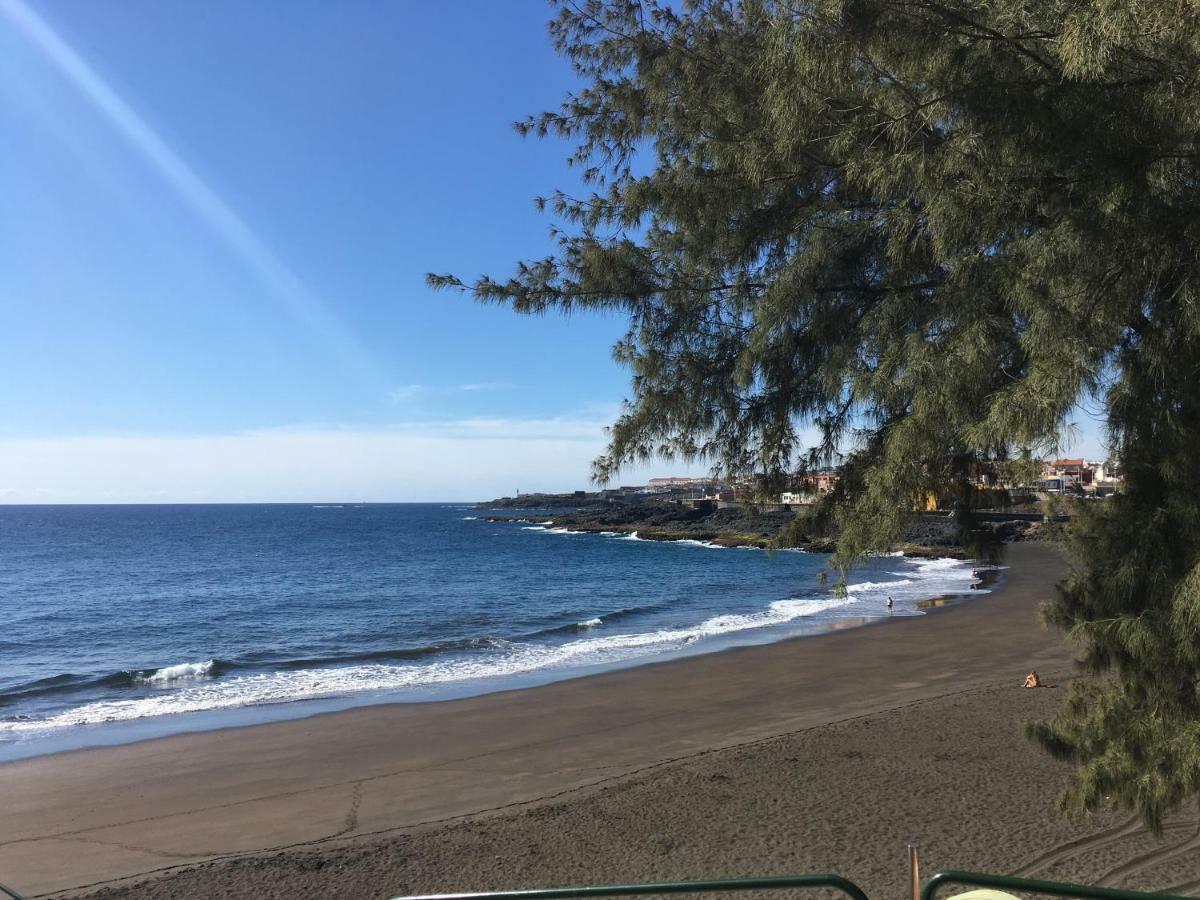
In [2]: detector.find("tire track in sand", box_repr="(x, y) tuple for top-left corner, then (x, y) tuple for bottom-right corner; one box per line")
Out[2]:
(1009, 814), (1143, 878)
(1096, 807), (1200, 889)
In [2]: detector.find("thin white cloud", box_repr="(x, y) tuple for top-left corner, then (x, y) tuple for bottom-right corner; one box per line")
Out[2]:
(457, 382), (515, 392)
(251, 415), (614, 442)
(389, 384), (427, 402)
(0, 418), (711, 504)
(389, 383), (517, 403)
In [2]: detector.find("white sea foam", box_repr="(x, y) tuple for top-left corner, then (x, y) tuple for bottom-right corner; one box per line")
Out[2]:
(2, 556), (986, 735)
(620, 531), (641, 540)
(842, 557), (984, 614)
(521, 525), (548, 531)
(912, 556), (966, 572)
(672, 539), (726, 549)
(1, 596), (855, 733)
(845, 578), (914, 593)
(546, 527), (583, 535)
(137, 660), (216, 684)
(461, 516), (479, 521)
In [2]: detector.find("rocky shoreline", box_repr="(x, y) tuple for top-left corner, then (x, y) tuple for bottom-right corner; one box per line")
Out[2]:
(474, 498), (1016, 558)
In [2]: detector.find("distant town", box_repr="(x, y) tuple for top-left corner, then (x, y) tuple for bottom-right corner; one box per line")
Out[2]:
(521, 457), (1121, 511)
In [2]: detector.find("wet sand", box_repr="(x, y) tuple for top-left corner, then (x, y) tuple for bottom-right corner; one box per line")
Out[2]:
(3, 543), (1198, 898)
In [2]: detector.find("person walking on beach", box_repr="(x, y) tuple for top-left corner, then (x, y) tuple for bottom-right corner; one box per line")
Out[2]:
(886, 596), (893, 612)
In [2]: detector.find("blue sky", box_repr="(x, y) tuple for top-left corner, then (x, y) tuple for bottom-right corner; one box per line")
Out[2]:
(0, 0), (1106, 502)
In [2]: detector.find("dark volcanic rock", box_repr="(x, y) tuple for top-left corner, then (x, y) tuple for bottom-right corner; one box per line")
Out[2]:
(475, 493), (609, 510)
(549, 501), (796, 540)
(901, 516), (960, 547)
(476, 495), (1047, 558)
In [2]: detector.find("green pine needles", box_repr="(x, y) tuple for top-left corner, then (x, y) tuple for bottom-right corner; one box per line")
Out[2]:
(428, 0), (1200, 829)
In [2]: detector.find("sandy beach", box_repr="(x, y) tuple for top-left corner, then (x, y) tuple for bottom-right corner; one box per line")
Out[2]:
(2, 543), (1198, 899)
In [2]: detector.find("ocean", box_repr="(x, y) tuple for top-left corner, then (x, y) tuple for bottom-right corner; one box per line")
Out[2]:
(0, 503), (987, 760)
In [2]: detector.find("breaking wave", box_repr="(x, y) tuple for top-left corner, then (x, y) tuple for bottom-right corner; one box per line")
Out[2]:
(1, 542), (987, 738)
(0, 595), (855, 733)
(526, 605), (663, 639)
(0, 660), (224, 708)
(135, 660), (217, 684)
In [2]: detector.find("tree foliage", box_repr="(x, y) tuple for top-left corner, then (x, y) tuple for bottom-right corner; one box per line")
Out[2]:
(428, 0), (1200, 828)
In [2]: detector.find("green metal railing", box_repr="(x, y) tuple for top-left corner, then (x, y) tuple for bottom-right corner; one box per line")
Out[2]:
(391, 870), (1196, 900)
(4, 866), (1190, 900)
(392, 874), (870, 900)
(921, 869), (1194, 900)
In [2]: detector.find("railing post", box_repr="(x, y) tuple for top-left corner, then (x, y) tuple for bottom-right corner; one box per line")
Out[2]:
(908, 844), (921, 900)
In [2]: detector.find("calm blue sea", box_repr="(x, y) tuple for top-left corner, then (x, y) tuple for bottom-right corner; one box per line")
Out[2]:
(0, 503), (987, 760)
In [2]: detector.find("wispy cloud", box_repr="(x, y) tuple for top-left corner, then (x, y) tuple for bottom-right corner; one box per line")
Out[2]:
(0, 415), (703, 503)
(389, 384), (427, 402)
(458, 381), (515, 392)
(254, 415), (611, 443)
(389, 382), (517, 403)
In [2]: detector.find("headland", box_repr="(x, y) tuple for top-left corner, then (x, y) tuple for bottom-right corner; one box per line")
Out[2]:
(478, 492), (1052, 555)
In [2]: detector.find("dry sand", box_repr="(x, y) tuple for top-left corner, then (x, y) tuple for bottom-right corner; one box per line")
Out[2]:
(2, 543), (1198, 899)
